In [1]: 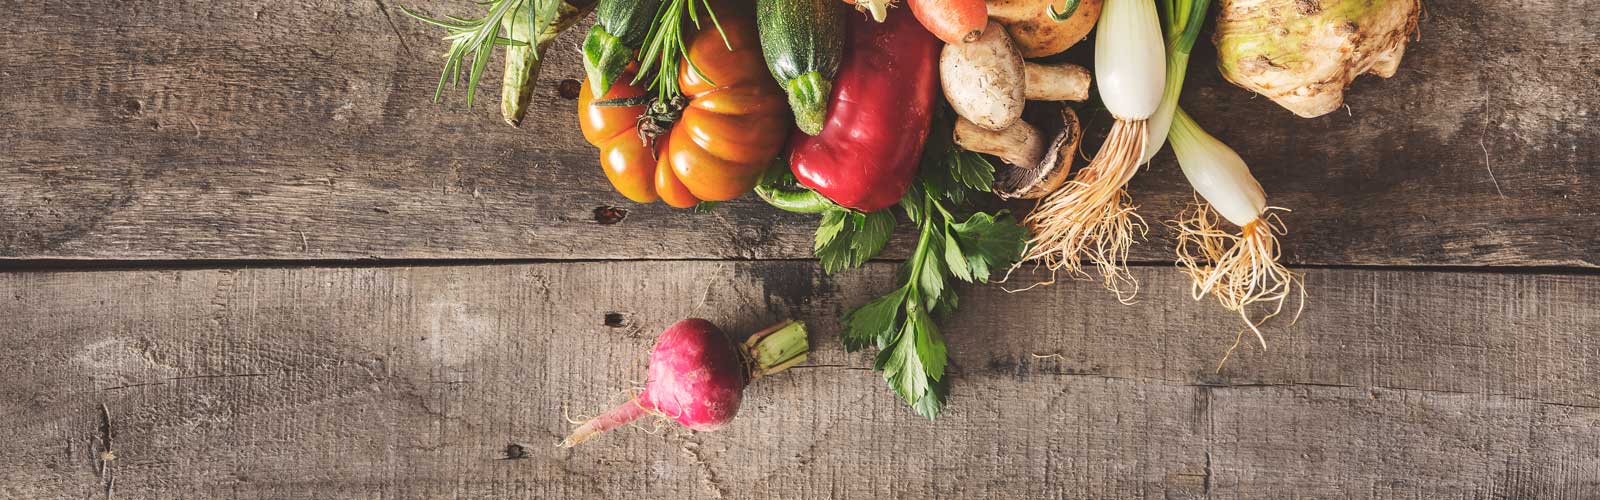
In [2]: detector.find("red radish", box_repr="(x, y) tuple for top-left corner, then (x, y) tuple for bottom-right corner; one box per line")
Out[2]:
(560, 318), (809, 447)
(908, 0), (987, 44)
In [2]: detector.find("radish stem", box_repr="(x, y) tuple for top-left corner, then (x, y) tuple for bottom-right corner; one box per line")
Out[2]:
(745, 320), (810, 379)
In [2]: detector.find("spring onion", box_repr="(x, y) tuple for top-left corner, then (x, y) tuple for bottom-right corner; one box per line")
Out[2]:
(1129, 0), (1302, 355)
(1140, 0), (1209, 164)
(1022, 0), (1166, 300)
(1168, 109), (1302, 353)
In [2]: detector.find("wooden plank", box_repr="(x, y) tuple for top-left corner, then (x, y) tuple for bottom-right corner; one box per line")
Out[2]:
(1, 1), (1597, 266)
(3, 262), (1597, 498)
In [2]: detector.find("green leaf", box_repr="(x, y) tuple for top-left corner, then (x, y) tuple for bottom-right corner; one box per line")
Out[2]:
(917, 233), (946, 309)
(853, 210), (895, 265)
(949, 150), (996, 195)
(943, 229), (973, 283)
(910, 305), (947, 382)
(815, 208), (894, 274)
(950, 212), (1028, 283)
(814, 209), (848, 253)
(877, 316), (929, 406)
(936, 286), (958, 314)
(843, 286), (907, 352)
(898, 187), (926, 224)
(875, 302), (949, 418)
(911, 379), (947, 418)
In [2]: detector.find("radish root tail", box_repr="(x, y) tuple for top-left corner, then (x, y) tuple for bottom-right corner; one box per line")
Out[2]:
(1172, 202), (1306, 349)
(1022, 119), (1150, 302)
(559, 398), (650, 448)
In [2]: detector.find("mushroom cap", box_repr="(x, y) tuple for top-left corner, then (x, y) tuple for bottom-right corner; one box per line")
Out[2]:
(940, 22), (1027, 131)
(988, 0), (1104, 58)
(996, 107), (1081, 199)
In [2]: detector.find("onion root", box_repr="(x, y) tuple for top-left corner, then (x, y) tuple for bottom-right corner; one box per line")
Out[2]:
(1021, 119), (1150, 302)
(1171, 201), (1305, 349)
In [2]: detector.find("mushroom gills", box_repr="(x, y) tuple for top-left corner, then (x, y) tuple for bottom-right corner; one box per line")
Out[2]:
(955, 106), (1082, 200)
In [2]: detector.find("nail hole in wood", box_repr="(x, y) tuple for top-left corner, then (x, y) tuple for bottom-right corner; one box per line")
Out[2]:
(502, 443), (530, 460)
(603, 312), (627, 328)
(557, 79), (582, 100)
(593, 206), (628, 225)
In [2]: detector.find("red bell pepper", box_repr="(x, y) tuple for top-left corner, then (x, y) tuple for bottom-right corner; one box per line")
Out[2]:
(787, 9), (941, 212)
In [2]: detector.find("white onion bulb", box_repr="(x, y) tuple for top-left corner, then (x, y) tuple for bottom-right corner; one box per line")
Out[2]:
(1094, 0), (1167, 120)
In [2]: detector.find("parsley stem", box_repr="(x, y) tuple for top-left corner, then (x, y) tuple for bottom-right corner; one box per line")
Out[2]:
(904, 195), (937, 309)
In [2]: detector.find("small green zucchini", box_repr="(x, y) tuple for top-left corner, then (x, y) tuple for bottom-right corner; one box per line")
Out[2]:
(755, 0), (845, 135)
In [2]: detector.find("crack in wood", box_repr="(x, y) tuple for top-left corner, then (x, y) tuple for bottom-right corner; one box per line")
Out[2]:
(371, 0), (415, 58)
(786, 364), (1600, 409)
(100, 373), (274, 391)
(678, 438), (727, 499)
(95, 403), (115, 500)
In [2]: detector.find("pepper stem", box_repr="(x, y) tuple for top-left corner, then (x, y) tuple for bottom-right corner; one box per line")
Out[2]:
(755, 185), (836, 214)
(744, 320), (809, 380)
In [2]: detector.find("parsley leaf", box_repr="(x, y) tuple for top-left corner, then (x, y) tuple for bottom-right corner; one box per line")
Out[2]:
(789, 105), (1028, 418)
(943, 230), (973, 283)
(919, 108), (997, 206)
(815, 208), (896, 274)
(841, 180), (1025, 418)
(948, 212), (1027, 283)
(917, 232), (946, 309)
(842, 285), (907, 351)
(873, 301), (949, 418)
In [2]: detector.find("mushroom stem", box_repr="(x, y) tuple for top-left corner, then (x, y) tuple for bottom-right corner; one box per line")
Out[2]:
(1024, 63), (1092, 102)
(954, 117), (1046, 170)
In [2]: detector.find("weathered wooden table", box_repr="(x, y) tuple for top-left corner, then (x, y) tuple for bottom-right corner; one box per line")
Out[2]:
(3, 1), (1597, 498)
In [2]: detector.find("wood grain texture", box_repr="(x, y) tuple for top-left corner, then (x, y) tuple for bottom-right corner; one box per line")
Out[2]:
(3, 262), (1597, 498)
(1, 0), (1597, 265)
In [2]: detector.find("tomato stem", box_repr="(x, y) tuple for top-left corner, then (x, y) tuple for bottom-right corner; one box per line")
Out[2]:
(635, 94), (688, 150)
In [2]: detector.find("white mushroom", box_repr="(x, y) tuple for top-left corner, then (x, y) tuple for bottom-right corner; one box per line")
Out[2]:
(940, 22), (1091, 132)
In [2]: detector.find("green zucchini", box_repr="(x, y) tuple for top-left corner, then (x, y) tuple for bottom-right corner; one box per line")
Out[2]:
(756, 0), (844, 135)
(583, 0), (664, 99)
(502, 0), (597, 126)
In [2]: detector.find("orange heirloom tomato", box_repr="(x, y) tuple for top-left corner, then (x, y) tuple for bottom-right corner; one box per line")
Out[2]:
(577, 5), (790, 208)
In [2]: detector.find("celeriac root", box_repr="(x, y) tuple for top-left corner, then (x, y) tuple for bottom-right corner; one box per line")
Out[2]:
(1172, 201), (1304, 350)
(1213, 0), (1422, 117)
(1022, 119), (1150, 302)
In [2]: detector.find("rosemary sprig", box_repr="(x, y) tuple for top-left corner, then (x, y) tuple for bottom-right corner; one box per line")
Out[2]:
(633, 0), (730, 101)
(402, 0), (560, 107)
